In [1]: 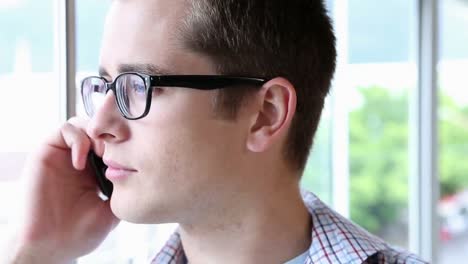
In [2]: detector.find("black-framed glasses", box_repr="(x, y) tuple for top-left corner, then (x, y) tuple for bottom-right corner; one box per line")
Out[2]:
(81, 72), (266, 120)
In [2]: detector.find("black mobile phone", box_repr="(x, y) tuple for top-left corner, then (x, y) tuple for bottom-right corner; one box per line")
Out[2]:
(88, 152), (113, 199)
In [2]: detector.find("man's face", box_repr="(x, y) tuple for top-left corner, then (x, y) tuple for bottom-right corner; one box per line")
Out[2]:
(91, 0), (253, 223)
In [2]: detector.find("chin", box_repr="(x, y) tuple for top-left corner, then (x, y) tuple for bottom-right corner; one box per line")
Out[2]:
(109, 189), (176, 224)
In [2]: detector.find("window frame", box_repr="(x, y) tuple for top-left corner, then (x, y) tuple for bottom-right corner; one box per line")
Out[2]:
(57, 0), (76, 121)
(408, 0), (439, 261)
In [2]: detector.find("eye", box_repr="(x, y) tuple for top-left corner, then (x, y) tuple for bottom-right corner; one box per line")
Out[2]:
(132, 81), (146, 95)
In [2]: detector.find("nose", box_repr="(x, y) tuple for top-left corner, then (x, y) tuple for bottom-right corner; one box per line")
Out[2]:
(87, 90), (130, 144)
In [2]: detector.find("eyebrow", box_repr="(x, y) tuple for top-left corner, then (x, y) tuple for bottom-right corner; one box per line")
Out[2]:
(98, 63), (176, 78)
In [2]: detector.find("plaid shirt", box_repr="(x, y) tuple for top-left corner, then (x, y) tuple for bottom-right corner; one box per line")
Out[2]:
(151, 190), (427, 264)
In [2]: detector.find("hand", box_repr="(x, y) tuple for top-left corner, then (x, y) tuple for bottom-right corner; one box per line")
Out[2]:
(9, 117), (119, 263)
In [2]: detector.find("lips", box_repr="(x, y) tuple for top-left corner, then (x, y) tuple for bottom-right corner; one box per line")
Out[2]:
(103, 159), (137, 171)
(103, 159), (137, 180)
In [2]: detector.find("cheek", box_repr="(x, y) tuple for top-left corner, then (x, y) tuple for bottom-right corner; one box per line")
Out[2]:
(134, 117), (244, 187)
(114, 106), (248, 222)
(128, 89), (249, 193)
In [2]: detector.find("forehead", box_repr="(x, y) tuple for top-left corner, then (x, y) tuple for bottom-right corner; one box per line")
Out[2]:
(99, 0), (214, 76)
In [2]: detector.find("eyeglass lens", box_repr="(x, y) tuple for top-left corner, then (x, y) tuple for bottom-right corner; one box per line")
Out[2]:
(82, 73), (148, 119)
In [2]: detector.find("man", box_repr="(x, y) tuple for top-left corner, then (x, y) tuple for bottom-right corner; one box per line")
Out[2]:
(7, 0), (427, 263)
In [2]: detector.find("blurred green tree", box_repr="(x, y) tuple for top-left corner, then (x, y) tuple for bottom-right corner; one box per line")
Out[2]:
(348, 86), (468, 235)
(349, 86), (409, 234)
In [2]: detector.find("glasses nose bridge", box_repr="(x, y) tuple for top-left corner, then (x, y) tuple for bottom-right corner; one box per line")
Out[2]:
(104, 81), (115, 94)
(103, 80), (120, 108)
(93, 80), (122, 118)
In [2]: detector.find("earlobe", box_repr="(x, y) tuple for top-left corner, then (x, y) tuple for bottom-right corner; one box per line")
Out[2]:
(246, 78), (297, 153)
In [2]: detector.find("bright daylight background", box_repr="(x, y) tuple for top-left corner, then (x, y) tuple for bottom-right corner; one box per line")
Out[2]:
(1, 0), (467, 263)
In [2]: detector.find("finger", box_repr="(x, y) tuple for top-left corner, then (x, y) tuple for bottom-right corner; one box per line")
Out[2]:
(67, 116), (89, 131)
(92, 140), (105, 158)
(64, 124), (91, 170)
(68, 117), (105, 158)
(45, 117), (89, 149)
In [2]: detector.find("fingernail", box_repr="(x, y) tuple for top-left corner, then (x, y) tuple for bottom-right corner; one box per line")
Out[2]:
(72, 144), (83, 170)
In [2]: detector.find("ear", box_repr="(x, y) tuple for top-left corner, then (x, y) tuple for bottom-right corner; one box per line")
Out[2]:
(246, 77), (297, 153)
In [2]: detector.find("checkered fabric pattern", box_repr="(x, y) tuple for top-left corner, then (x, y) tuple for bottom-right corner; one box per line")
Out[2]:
(151, 190), (428, 264)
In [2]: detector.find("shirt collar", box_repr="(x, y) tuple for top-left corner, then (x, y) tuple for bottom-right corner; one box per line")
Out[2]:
(152, 190), (387, 264)
(302, 190), (387, 263)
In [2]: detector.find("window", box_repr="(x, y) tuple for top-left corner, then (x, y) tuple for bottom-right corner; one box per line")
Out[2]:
(339, 0), (418, 248)
(0, 0), (60, 252)
(438, 0), (468, 262)
(306, 0), (419, 250)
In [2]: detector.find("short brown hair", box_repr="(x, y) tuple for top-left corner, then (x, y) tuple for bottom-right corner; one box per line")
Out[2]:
(181, 0), (336, 173)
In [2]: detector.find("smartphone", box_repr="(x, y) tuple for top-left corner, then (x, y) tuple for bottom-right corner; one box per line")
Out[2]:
(88, 152), (113, 199)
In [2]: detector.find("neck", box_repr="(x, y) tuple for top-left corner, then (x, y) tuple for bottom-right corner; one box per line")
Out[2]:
(178, 178), (311, 264)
